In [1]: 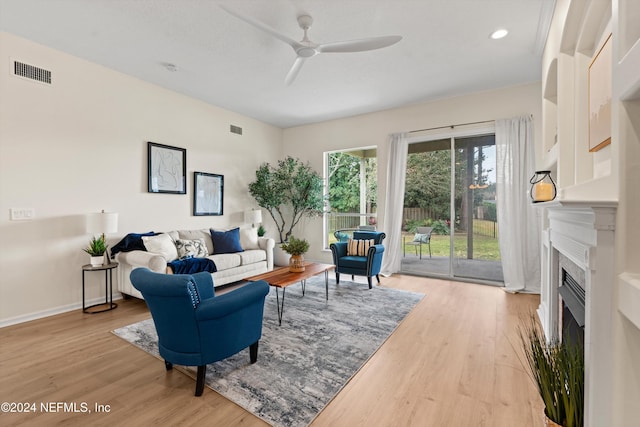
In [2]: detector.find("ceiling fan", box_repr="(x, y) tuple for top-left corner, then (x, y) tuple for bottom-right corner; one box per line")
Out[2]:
(221, 6), (402, 85)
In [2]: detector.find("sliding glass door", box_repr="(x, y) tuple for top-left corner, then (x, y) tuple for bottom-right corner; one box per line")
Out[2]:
(400, 132), (502, 284)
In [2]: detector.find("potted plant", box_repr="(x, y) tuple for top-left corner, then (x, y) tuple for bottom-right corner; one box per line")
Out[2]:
(280, 236), (310, 272)
(83, 235), (108, 266)
(257, 225), (266, 237)
(248, 156), (323, 265)
(519, 313), (584, 427)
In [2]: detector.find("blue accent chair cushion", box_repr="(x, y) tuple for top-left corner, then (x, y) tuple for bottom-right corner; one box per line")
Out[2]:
(130, 268), (269, 396)
(330, 231), (386, 289)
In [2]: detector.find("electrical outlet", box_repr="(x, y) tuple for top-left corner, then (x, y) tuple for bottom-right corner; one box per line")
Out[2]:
(10, 208), (35, 220)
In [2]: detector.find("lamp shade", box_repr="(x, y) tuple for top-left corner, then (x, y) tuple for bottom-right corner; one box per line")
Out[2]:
(86, 211), (118, 235)
(244, 209), (262, 225)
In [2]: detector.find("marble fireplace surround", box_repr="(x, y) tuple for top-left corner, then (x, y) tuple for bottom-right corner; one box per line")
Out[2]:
(538, 200), (616, 427)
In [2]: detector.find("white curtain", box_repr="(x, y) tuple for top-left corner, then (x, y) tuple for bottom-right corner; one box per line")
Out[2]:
(381, 132), (408, 276)
(496, 116), (541, 293)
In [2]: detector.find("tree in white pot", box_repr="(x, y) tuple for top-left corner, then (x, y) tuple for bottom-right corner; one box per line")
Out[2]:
(248, 156), (324, 266)
(249, 156), (324, 244)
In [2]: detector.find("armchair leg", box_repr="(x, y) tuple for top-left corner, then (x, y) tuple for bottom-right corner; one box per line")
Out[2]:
(250, 341), (259, 364)
(376, 274), (381, 283)
(195, 365), (206, 396)
(165, 361), (173, 371)
(367, 276), (372, 289)
(335, 272), (340, 284)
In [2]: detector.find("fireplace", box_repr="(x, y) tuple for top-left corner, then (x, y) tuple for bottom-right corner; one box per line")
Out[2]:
(538, 201), (616, 427)
(558, 261), (585, 348)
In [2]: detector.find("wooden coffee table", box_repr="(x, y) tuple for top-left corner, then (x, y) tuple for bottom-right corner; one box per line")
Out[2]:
(244, 262), (335, 325)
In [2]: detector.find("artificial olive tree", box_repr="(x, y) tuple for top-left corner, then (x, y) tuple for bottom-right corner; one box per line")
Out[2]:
(249, 156), (324, 244)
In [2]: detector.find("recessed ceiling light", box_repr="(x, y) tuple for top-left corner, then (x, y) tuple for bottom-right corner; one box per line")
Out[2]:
(490, 29), (509, 40)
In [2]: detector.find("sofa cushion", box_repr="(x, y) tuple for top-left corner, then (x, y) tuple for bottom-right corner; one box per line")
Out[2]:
(239, 249), (267, 265)
(347, 238), (374, 256)
(210, 228), (244, 254)
(175, 238), (209, 259)
(240, 227), (259, 250)
(142, 233), (178, 262)
(208, 253), (242, 271)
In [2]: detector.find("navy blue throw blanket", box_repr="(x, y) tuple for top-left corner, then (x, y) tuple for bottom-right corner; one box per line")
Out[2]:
(168, 258), (217, 274)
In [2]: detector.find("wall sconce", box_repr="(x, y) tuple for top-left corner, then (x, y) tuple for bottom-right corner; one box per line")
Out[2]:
(529, 171), (557, 203)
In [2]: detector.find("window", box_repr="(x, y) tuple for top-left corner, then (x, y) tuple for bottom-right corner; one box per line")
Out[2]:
(324, 148), (377, 248)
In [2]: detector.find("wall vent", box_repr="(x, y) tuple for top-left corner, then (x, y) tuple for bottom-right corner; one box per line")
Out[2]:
(230, 125), (243, 135)
(13, 61), (52, 84)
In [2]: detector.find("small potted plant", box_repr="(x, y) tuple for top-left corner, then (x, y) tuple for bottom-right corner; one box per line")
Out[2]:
(84, 235), (108, 266)
(280, 236), (310, 272)
(257, 225), (266, 237)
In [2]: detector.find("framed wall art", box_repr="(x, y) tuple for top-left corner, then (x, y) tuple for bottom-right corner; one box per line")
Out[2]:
(193, 172), (224, 216)
(148, 142), (186, 194)
(588, 34), (612, 152)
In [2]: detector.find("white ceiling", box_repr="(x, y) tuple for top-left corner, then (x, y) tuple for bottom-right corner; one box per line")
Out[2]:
(0, 0), (555, 128)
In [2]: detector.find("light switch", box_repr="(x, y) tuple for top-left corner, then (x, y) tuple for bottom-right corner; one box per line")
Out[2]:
(10, 208), (35, 220)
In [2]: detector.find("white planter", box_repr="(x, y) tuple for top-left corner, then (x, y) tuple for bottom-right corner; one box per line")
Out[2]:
(90, 256), (104, 267)
(273, 244), (290, 267)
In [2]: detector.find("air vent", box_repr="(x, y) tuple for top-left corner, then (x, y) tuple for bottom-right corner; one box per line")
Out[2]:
(230, 125), (243, 135)
(13, 61), (51, 84)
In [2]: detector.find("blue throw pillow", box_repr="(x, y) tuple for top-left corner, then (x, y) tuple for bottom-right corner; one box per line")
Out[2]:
(111, 232), (156, 256)
(210, 227), (244, 254)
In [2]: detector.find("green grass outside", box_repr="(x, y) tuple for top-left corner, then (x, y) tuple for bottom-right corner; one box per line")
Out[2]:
(327, 231), (501, 261)
(403, 233), (501, 261)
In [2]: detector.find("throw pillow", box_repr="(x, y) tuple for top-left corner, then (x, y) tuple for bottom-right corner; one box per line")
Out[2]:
(413, 233), (429, 243)
(110, 231), (156, 256)
(347, 238), (375, 256)
(175, 238), (209, 259)
(141, 233), (178, 262)
(210, 227), (244, 254)
(240, 227), (259, 250)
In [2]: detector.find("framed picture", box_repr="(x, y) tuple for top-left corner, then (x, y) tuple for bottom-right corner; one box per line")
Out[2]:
(148, 142), (186, 194)
(588, 34), (612, 152)
(194, 172), (224, 216)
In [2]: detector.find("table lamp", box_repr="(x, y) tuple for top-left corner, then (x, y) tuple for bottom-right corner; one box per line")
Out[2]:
(244, 209), (262, 228)
(86, 210), (118, 263)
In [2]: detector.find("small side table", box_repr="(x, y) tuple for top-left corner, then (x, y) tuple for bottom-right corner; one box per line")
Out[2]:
(82, 262), (119, 313)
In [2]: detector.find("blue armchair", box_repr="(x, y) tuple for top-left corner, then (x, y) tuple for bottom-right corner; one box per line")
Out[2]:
(330, 231), (386, 289)
(130, 268), (270, 396)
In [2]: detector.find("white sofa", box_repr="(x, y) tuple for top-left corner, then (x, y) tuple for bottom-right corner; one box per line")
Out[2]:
(116, 228), (274, 299)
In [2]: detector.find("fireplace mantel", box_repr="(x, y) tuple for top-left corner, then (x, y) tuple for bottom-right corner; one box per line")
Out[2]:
(538, 199), (617, 427)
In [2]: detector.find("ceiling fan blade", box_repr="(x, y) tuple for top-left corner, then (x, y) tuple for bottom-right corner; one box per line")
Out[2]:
(285, 57), (307, 86)
(317, 35), (402, 53)
(220, 5), (303, 50)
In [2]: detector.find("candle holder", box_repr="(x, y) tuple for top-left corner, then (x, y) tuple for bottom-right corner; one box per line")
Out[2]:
(529, 171), (557, 203)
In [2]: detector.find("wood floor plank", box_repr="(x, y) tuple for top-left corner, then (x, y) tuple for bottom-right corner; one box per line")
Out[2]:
(0, 274), (542, 426)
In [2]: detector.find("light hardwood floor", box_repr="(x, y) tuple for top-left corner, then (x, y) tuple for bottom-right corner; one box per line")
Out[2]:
(0, 275), (543, 426)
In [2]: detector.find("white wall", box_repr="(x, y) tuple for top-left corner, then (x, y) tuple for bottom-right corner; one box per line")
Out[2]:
(0, 32), (283, 325)
(282, 83), (542, 264)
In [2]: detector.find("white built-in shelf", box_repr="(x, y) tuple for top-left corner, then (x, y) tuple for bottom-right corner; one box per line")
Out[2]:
(557, 175), (618, 202)
(619, 273), (640, 331)
(616, 38), (640, 101)
(543, 141), (558, 170)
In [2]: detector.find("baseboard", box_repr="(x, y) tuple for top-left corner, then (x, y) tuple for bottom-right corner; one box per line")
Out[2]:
(0, 293), (123, 328)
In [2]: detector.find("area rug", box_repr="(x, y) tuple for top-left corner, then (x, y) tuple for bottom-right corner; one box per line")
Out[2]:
(113, 276), (423, 427)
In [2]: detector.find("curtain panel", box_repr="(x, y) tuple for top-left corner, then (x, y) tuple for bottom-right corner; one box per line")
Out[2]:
(381, 132), (408, 276)
(496, 116), (541, 293)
